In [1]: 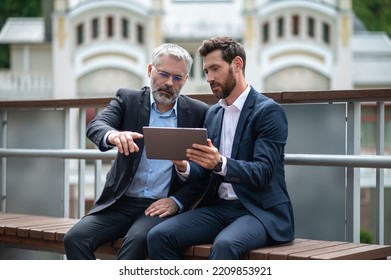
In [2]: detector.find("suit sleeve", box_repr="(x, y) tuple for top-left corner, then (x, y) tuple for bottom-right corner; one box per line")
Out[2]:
(170, 174), (209, 210)
(86, 89), (126, 151)
(225, 100), (288, 191)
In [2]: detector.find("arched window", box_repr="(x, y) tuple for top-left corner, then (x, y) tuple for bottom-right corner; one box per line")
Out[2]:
(137, 24), (144, 44)
(262, 22), (269, 43)
(92, 18), (99, 40)
(307, 17), (315, 38)
(277, 17), (284, 38)
(322, 22), (330, 44)
(122, 18), (129, 39)
(76, 23), (84, 45)
(292, 15), (300, 36)
(107, 16), (114, 38)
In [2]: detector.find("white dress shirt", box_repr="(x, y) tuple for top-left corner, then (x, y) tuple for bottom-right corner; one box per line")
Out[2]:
(176, 85), (251, 201)
(217, 85), (250, 200)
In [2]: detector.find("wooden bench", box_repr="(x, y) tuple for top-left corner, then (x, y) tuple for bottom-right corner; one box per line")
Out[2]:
(1, 212), (391, 260)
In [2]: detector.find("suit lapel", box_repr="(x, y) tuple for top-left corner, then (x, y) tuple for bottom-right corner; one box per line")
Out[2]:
(176, 96), (190, 127)
(210, 106), (224, 149)
(137, 88), (151, 133)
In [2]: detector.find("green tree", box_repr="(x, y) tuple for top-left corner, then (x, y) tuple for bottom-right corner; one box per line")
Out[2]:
(352, 0), (391, 37)
(0, 0), (42, 68)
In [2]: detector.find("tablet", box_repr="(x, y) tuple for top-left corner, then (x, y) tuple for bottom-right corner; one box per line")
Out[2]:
(143, 126), (207, 160)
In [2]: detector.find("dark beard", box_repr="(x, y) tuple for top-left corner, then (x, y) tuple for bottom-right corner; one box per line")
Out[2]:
(211, 67), (236, 99)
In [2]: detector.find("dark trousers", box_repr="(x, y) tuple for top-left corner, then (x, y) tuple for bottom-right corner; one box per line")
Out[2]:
(147, 199), (272, 260)
(64, 196), (163, 260)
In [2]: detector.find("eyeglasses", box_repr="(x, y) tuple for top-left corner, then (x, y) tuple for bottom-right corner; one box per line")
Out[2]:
(153, 67), (185, 83)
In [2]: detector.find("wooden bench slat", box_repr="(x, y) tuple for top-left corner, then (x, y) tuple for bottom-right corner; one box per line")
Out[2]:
(17, 221), (77, 238)
(190, 244), (213, 259)
(40, 224), (79, 241)
(5, 217), (66, 236)
(265, 240), (332, 260)
(1, 212), (390, 260)
(29, 222), (78, 240)
(288, 242), (367, 259)
(2, 217), (49, 235)
(182, 246), (195, 258)
(313, 244), (391, 260)
(266, 240), (349, 260)
(0, 216), (48, 234)
(249, 239), (323, 260)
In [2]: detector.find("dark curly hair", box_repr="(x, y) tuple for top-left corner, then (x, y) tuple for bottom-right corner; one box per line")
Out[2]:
(198, 36), (246, 74)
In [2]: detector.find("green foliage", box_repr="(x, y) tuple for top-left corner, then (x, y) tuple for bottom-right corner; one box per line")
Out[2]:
(0, 0), (42, 68)
(0, 45), (10, 68)
(0, 0), (42, 28)
(360, 228), (374, 244)
(352, 0), (391, 37)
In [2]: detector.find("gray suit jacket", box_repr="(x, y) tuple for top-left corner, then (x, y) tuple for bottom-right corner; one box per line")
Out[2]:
(87, 87), (209, 214)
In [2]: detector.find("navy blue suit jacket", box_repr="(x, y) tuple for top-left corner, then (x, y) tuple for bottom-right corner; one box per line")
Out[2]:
(86, 87), (209, 215)
(189, 87), (294, 243)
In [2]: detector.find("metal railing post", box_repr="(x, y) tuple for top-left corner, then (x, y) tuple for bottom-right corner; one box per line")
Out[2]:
(346, 101), (361, 243)
(93, 108), (103, 201)
(78, 108), (86, 218)
(94, 159), (102, 201)
(0, 111), (7, 212)
(63, 109), (70, 218)
(376, 102), (385, 244)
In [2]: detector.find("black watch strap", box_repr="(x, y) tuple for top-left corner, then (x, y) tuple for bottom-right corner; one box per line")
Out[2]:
(212, 156), (223, 172)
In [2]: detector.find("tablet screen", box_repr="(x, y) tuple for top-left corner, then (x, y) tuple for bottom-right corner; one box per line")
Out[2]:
(143, 126), (207, 160)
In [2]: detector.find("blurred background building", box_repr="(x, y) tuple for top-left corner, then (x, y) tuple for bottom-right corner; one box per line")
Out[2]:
(0, 0), (390, 100)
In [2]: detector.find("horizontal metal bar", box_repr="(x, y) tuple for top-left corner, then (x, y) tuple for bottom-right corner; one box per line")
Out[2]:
(0, 148), (117, 160)
(0, 88), (391, 108)
(0, 148), (391, 168)
(285, 154), (391, 168)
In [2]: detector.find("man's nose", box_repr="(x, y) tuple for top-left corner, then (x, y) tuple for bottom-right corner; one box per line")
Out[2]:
(207, 73), (214, 83)
(165, 75), (174, 86)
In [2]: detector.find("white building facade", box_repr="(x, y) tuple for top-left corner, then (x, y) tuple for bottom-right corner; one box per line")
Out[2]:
(0, 0), (390, 100)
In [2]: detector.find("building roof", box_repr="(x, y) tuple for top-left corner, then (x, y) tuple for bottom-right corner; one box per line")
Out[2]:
(353, 32), (391, 54)
(352, 32), (391, 85)
(0, 18), (45, 44)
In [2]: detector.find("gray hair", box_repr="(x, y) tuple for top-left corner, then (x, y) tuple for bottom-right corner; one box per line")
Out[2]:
(151, 43), (193, 74)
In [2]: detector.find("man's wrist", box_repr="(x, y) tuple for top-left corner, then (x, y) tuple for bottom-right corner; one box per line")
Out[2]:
(103, 130), (117, 147)
(212, 156), (223, 172)
(170, 196), (184, 213)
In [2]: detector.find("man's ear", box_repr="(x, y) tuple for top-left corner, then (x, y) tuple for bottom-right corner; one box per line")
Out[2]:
(147, 64), (153, 78)
(233, 56), (243, 72)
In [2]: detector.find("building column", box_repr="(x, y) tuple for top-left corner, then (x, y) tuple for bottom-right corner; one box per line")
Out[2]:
(242, 0), (263, 91)
(52, 0), (76, 99)
(332, 0), (353, 89)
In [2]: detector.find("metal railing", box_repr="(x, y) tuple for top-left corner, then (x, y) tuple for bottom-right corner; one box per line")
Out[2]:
(0, 88), (390, 246)
(0, 70), (53, 99)
(1, 148), (390, 167)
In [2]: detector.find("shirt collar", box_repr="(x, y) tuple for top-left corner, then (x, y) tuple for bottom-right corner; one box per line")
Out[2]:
(218, 84), (251, 111)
